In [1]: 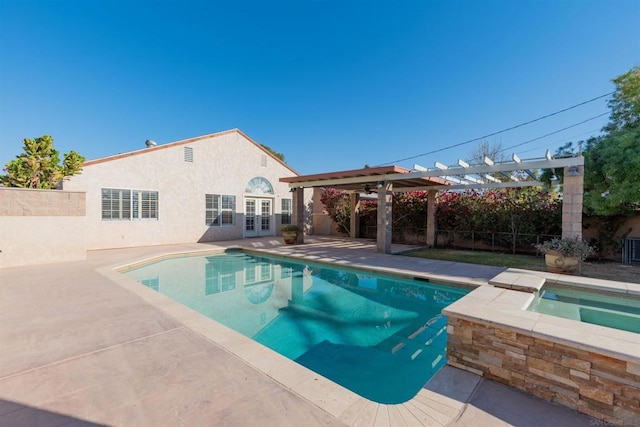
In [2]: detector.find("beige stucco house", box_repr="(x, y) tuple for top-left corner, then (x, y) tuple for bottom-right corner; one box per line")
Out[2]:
(59, 128), (300, 250)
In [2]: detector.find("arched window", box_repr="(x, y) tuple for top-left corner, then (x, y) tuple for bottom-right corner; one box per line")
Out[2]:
(246, 177), (274, 194)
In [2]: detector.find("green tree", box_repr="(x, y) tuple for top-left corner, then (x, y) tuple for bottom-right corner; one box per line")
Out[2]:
(604, 65), (640, 133)
(583, 128), (640, 216)
(578, 66), (640, 257)
(538, 67), (640, 217)
(1, 135), (85, 189)
(582, 66), (640, 216)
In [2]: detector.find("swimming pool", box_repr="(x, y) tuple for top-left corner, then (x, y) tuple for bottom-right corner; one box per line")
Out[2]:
(528, 285), (640, 333)
(122, 250), (469, 404)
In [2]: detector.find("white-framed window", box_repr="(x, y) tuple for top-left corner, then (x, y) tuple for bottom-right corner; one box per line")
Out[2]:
(244, 263), (272, 285)
(102, 188), (131, 220)
(102, 188), (158, 221)
(220, 273), (236, 291)
(205, 264), (236, 294)
(245, 177), (274, 194)
(281, 198), (292, 225)
(244, 266), (257, 285)
(133, 191), (159, 219)
(260, 263), (272, 281)
(206, 194), (236, 226)
(205, 264), (220, 295)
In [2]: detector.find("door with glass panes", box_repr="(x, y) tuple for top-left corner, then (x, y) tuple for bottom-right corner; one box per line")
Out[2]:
(245, 198), (273, 237)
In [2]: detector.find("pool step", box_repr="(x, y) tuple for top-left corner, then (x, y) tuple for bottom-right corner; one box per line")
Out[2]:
(408, 315), (446, 340)
(390, 335), (446, 368)
(390, 315), (447, 357)
(391, 325), (446, 353)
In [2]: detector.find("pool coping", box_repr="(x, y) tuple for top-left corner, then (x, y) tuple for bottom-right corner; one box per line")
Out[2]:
(102, 245), (490, 425)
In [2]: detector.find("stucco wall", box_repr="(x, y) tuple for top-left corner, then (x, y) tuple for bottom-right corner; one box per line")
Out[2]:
(311, 187), (346, 236)
(0, 188), (86, 268)
(62, 129), (300, 250)
(624, 215), (640, 238)
(583, 214), (640, 260)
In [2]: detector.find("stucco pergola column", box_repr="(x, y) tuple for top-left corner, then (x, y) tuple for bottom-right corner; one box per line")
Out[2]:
(350, 193), (360, 239)
(293, 187), (305, 244)
(377, 182), (393, 253)
(425, 190), (436, 247)
(562, 165), (584, 239)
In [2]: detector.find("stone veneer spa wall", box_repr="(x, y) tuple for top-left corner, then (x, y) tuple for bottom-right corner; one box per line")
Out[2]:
(446, 316), (639, 424)
(443, 273), (640, 425)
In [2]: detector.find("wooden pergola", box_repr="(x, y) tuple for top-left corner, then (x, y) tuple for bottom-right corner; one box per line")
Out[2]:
(281, 153), (584, 253)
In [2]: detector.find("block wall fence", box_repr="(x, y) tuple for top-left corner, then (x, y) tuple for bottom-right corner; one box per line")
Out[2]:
(0, 187), (87, 268)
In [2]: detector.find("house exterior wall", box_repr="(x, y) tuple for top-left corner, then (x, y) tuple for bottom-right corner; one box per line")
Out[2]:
(62, 129), (299, 250)
(0, 187), (87, 268)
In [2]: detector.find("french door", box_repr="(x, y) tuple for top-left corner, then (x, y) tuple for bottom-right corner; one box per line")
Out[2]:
(245, 198), (273, 237)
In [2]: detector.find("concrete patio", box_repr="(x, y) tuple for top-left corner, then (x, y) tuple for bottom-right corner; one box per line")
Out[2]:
(0, 237), (597, 426)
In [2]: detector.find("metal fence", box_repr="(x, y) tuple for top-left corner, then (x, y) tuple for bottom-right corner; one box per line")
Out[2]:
(435, 230), (561, 254)
(622, 237), (640, 264)
(362, 226), (427, 242)
(363, 225), (560, 254)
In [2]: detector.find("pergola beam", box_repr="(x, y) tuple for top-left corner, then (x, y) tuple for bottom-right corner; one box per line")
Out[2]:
(394, 180), (543, 192)
(288, 156), (583, 189)
(400, 156), (583, 179)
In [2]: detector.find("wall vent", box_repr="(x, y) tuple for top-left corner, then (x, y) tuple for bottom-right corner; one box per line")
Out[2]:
(184, 147), (193, 162)
(260, 154), (267, 167)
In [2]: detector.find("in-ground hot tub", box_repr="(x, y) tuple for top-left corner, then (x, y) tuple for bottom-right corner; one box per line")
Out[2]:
(528, 284), (640, 333)
(443, 270), (640, 425)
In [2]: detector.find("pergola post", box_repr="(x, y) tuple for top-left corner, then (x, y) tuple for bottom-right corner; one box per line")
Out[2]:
(562, 165), (584, 239)
(377, 182), (393, 253)
(350, 193), (360, 239)
(293, 187), (305, 244)
(426, 190), (436, 247)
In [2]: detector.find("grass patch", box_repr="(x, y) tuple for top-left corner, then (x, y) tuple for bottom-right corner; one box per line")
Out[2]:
(403, 248), (640, 283)
(405, 248), (546, 271)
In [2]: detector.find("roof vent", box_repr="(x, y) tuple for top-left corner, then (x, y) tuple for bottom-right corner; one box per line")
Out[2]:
(145, 139), (157, 148)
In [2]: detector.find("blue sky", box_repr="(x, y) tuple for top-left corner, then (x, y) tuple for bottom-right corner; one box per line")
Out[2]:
(1, 0), (638, 175)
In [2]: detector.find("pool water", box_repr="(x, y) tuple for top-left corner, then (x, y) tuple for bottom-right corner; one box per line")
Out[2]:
(528, 286), (640, 333)
(123, 251), (469, 403)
